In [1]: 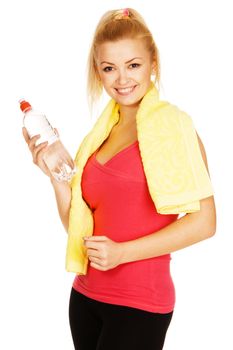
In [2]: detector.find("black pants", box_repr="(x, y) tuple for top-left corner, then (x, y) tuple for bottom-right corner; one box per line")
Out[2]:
(69, 287), (173, 350)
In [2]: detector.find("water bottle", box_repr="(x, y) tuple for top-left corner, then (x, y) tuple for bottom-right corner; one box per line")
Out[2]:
(19, 99), (77, 182)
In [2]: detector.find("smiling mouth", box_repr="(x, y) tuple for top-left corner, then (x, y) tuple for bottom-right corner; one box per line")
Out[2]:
(115, 85), (137, 95)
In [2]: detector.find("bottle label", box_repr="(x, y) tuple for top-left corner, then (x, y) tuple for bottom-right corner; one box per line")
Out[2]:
(24, 113), (59, 146)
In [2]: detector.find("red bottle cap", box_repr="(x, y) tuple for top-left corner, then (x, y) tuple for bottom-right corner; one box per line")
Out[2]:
(19, 99), (32, 112)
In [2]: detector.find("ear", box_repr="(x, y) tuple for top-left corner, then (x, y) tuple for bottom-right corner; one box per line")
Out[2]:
(151, 61), (156, 75)
(94, 61), (101, 81)
(95, 70), (102, 82)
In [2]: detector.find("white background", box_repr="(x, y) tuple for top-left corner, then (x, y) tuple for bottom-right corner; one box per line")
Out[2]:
(0, 0), (232, 349)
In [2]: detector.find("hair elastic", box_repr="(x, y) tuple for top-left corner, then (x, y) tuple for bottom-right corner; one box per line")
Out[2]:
(114, 8), (130, 20)
(122, 8), (130, 17)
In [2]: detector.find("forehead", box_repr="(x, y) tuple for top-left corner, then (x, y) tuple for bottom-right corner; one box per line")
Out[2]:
(96, 39), (149, 62)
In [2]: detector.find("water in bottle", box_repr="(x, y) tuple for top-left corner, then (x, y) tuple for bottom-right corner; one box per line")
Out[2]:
(19, 99), (77, 182)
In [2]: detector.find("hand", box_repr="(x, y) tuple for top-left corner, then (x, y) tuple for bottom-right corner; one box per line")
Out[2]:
(22, 127), (59, 178)
(83, 236), (124, 271)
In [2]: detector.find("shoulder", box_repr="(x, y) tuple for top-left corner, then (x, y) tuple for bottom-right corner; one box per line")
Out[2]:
(159, 102), (209, 167)
(195, 131), (210, 175)
(156, 100), (215, 227)
(186, 130), (216, 232)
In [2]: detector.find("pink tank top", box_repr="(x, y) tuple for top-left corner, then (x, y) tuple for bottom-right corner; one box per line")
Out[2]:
(73, 140), (179, 313)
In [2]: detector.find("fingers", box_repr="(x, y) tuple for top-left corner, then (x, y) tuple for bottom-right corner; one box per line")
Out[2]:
(22, 127), (30, 143)
(27, 134), (41, 151)
(23, 127), (59, 143)
(22, 127), (40, 150)
(22, 129), (48, 162)
(32, 141), (48, 164)
(61, 154), (75, 170)
(84, 236), (107, 241)
(54, 128), (59, 137)
(67, 158), (76, 170)
(22, 127), (73, 173)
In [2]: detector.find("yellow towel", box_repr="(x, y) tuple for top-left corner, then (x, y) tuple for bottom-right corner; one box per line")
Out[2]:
(66, 81), (214, 274)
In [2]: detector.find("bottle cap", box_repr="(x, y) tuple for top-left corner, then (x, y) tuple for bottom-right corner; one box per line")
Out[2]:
(19, 99), (32, 112)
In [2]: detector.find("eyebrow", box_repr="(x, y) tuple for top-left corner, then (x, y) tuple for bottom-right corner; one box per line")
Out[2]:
(100, 57), (143, 65)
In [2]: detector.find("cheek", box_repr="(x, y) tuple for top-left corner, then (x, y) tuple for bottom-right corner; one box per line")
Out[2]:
(139, 66), (151, 77)
(101, 73), (110, 82)
(100, 73), (117, 86)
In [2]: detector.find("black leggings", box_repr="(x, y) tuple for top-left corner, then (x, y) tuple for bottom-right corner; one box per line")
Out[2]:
(69, 287), (173, 350)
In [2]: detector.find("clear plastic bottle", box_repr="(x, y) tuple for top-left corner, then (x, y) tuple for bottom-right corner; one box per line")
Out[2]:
(19, 99), (77, 182)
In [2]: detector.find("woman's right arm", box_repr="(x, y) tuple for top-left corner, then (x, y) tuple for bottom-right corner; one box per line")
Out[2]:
(22, 127), (72, 233)
(50, 177), (71, 233)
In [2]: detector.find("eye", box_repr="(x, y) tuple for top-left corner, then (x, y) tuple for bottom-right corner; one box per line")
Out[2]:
(130, 63), (140, 69)
(102, 63), (141, 73)
(102, 66), (113, 72)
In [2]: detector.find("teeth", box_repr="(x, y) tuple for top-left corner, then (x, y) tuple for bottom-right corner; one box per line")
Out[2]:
(117, 86), (135, 93)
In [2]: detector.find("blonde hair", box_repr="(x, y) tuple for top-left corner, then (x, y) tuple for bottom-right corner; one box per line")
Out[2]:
(86, 8), (161, 112)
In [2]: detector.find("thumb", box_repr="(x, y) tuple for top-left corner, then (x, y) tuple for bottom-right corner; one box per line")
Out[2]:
(54, 128), (59, 137)
(83, 236), (108, 241)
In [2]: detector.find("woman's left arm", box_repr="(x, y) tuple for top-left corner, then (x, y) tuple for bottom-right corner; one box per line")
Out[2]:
(120, 132), (217, 264)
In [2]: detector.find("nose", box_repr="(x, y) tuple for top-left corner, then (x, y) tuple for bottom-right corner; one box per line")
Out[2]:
(116, 68), (130, 86)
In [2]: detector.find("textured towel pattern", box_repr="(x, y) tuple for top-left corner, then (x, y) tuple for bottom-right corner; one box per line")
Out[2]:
(66, 82), (214, 274)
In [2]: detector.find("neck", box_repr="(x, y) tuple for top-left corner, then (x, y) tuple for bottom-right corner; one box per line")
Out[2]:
(117, 103), (140, 127)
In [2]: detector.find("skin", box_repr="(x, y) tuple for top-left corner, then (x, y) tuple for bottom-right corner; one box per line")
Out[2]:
(22, 39), (216, 271)
(95, 38), (156, 126)
(22, 128), (60, 178)
(83, 38), (217, 271)
(83, 132), (216, 271)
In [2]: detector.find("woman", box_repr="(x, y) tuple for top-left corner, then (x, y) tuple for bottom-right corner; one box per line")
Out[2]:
(22, 8), (216, 350)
